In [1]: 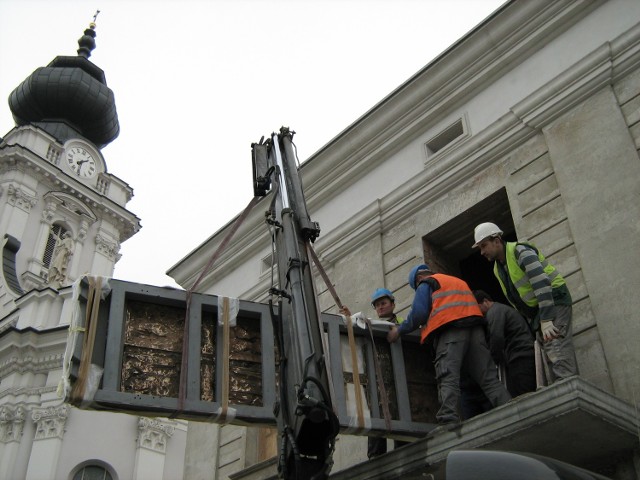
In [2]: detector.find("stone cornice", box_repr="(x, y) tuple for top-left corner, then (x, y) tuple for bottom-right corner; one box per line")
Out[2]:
(0, 386), (58, 402)
(305, 17), (640, 254)
(42, 191), (98, 231)
(299, 0), (606, 204)
(240, 274), (273, 303)
(512, 44), (613, 128)
(0, 315), (18, 335)
(170, 2), (640, 292)
(313, 200), (383, 264)
(0, 349), (64, 378)
(0, 327), (67, 378)
(168, 196), (272, 289)
(14, 287), (59, 307)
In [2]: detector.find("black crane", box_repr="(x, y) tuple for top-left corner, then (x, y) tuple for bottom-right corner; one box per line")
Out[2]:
(252, 127), (339, 480)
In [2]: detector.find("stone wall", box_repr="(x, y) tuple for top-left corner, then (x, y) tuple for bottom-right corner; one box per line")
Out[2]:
(544, 83), (640, 404)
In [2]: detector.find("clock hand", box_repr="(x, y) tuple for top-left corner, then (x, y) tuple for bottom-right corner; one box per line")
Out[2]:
(75, 159), (88, 175)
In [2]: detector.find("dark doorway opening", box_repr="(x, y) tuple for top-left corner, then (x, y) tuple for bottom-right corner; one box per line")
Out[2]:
(422, 188), (516, 304)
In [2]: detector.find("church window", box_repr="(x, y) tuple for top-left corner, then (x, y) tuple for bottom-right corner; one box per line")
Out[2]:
(72, 464), (113, 480)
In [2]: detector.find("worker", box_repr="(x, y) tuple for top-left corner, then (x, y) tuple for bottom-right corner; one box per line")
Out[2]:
(387, 264), (511, 425)
(472, 223), (578, 380)
(341, 288), (408, 458)
(473, 290), (536, 397)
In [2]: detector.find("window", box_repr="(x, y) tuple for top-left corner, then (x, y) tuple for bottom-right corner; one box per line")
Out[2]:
(421, 188), (515, 304)
(72, 465), (113, 480)
(261, 252), (274, 274)
(425, 116), (468, 158)
(42, 224), (67, 268)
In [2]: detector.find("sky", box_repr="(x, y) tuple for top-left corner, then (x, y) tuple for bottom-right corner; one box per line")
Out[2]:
(0, 0), (505, 289)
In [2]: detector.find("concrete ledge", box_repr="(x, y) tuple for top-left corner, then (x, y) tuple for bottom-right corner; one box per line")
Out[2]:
(329, 377), (639, 479)
(229, 457), (277, 480)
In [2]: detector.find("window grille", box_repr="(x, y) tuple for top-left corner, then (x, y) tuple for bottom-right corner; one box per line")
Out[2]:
(72, 465), (113, 480)
(42, 224), (67, 268)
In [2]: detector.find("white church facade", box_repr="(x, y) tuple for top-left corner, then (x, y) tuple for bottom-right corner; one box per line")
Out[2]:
(0, 20), (188, 480)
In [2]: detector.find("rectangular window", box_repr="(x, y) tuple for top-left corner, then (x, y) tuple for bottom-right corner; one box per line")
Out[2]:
(426, 118), (465, 156)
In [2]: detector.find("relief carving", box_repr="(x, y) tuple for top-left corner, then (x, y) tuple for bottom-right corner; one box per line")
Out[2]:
(7, 183), (37, 212)
(137, 417), (175, 453)
(0, 405), (26, 443)
(32, 405), (69, 440)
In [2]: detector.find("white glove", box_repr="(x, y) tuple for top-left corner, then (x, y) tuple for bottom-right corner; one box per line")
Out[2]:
(351, 312), (368, 329)
(540, 320), (560, 341)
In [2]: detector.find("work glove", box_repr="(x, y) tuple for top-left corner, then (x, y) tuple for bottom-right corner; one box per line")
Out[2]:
(540, 320), (560, 342)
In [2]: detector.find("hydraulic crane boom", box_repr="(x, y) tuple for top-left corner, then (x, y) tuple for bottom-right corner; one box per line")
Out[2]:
(252, 128), (338, 480)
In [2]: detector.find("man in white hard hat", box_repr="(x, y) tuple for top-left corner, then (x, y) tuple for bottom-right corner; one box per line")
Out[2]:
(472, 223), (578, 381)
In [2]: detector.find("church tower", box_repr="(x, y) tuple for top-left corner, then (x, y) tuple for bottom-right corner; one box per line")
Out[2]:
(0, 17), (140, 315)
(0, 19), (185, 480)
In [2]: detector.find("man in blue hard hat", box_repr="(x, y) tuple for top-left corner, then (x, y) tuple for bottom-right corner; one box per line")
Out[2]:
(387, 264), (511, 425)
(341, 288), (408, 458)
(369, 288), (402, 323)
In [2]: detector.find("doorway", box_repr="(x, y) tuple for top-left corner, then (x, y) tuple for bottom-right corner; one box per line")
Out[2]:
(421, 188), (515, 304)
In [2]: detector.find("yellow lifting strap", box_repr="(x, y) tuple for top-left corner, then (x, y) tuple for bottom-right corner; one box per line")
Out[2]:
(69, 276), (103, 406)
(307, 244), (392, 433)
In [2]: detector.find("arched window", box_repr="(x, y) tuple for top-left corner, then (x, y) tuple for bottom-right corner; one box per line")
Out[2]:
(72, 464), (114, 480)
(42, 224), (67, 268)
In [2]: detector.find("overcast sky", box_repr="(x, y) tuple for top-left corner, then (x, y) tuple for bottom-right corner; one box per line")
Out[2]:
(0, 0), (504, 288)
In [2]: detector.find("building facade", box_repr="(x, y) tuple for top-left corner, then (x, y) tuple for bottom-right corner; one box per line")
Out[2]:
(2, 1), (639, 479)
(168, 0), (640, 478)
(0, 23), (189, 480)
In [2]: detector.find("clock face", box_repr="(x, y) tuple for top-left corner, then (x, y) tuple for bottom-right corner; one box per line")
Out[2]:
(66, 146), (97, 178)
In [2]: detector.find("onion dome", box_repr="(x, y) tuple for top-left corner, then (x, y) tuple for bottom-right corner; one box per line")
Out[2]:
(7, 15), (119, 149)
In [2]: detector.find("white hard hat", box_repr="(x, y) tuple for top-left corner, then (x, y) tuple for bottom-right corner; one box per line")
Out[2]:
(472, 222), (503, 248)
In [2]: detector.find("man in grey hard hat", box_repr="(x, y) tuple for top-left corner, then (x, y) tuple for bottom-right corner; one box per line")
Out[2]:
(472, 223), (578, 381)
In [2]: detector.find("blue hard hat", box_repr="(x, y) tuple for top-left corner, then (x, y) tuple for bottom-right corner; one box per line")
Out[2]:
(408, 264), (431, 290)
(371, 288), (395, 305)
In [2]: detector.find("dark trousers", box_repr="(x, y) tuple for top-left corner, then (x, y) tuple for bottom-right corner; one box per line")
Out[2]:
(460, 374), (492, 420)
(506, 356), (537, 397)
(433, 325), (511, 423)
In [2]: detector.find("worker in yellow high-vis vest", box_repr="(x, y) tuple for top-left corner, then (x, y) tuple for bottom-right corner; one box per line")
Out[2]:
(472, 222), (579, 381)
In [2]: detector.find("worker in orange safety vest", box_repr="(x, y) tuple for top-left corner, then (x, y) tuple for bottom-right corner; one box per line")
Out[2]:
(387, 264), (511, 424)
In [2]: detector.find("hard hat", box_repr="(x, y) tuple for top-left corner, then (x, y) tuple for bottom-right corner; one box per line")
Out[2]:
(472, 222), (503, 248)
(371, 288), (395, 305)
(408, 264), (431, 290)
